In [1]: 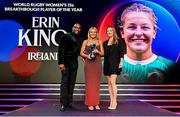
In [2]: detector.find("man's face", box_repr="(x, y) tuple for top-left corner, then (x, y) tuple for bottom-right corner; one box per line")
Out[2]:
(72, 23), (81, 34)
(121, 12), (156, 54)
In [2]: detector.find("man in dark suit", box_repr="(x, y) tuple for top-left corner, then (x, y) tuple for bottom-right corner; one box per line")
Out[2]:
(58, 23), (82, 111)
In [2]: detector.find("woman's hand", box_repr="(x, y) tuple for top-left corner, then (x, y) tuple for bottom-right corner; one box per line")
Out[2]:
(87, 54), (92, 60)
(92, 48), (100, 54)
(118, 58), (123, 68)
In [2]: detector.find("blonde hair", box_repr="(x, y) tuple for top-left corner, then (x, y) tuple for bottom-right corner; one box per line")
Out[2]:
(120, 3), (158, 30)
(87, 27), (99, 41)
(107, 26), (118, 44)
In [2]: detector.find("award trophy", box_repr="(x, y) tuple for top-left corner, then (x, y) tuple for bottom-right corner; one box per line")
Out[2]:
(89, 44), (96, 60)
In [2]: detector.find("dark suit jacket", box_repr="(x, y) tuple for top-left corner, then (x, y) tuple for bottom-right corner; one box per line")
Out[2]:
(58, 32), (83, 69)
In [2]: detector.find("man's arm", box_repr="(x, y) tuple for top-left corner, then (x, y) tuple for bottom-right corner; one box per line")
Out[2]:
(58, 34), (67, 70)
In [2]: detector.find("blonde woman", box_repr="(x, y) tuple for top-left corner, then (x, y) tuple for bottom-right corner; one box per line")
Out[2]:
(80, 27), (104, 110)
(103, 26), (125, 110)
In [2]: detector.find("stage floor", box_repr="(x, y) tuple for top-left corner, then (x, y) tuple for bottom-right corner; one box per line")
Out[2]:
(3, 99), (177, 116)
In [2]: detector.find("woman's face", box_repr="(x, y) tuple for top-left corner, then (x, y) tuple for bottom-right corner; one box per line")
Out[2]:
(107, 27), (114, 38)
(121, 12), (156, 54)
(89, 28), (97, 39)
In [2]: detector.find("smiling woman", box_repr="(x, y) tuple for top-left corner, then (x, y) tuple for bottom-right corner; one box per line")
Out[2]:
(118, 3), (176, 83)
(120, 3), (157, 60)
(80, 27), (104, 110)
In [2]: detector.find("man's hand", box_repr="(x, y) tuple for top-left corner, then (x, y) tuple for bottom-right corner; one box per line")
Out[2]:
(58, 64), (65, 71)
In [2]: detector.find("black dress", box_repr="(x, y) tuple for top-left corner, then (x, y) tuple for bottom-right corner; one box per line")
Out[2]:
(103, 39), (125, 76)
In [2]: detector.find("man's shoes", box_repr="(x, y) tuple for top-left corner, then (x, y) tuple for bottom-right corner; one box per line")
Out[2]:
(65, 103), (72, 108)
(60, 104), (65, 111)
(67, 104), (72, 108)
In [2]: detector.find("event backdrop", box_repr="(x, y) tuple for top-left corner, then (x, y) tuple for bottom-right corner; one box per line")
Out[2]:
(0, 0), (180, 83)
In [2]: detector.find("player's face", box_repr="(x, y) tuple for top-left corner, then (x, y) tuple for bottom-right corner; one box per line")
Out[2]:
(121, 12), (156, 54)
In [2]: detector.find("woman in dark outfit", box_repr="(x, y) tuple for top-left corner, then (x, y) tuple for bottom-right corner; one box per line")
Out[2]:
(103, 26), (125, 110)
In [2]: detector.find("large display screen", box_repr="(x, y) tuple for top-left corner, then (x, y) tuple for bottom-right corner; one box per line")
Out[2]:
(0, 0), (179, 83)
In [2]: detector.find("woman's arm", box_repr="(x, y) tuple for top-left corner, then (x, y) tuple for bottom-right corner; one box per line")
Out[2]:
(93, 40), (104, 56)
(80, 40), (91, 59)
(98, 40), (104, 56)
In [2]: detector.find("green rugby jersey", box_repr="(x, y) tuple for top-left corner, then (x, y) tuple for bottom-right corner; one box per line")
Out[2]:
(121, 54), (174, 83)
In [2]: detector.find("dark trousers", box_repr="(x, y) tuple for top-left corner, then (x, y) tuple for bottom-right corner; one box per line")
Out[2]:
(60, 67), (77, 106)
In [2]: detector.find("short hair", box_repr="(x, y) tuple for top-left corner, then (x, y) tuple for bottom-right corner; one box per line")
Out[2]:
(120, 3), (158, 30)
